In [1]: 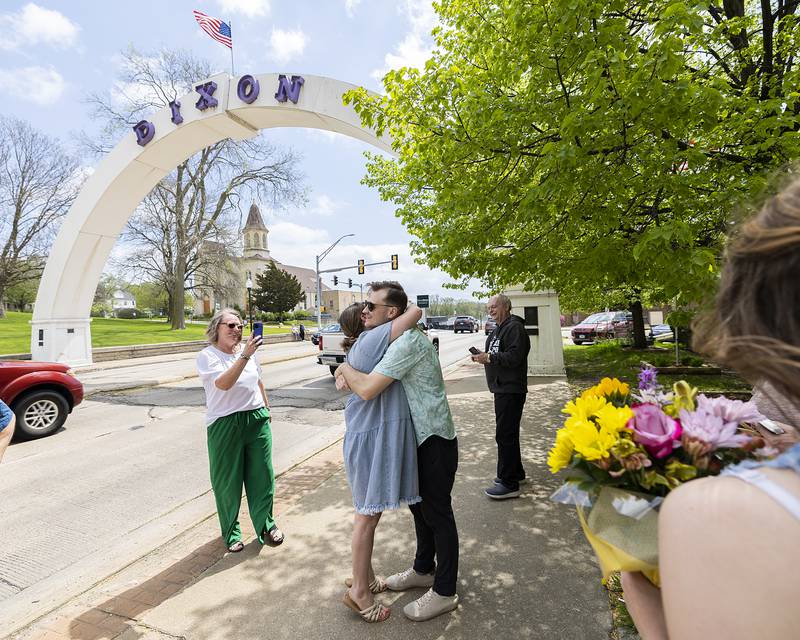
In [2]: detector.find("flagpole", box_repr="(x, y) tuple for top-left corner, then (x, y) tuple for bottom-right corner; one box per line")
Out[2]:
(229, 19), (235, 76)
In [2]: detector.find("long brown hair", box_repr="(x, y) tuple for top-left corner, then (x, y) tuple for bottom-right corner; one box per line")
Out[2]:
(339, 303), (365, 353)
(693, 176), (800, 406)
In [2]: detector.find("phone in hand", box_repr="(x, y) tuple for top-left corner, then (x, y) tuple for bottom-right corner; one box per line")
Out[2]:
(469, 346), (480, 355)
(252, 321), (263, 339)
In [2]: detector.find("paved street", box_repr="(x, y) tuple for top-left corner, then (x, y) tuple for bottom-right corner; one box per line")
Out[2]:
(0, 331), (486, 636)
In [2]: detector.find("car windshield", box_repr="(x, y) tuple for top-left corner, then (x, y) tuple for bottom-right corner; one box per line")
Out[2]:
(322, 324), (340, 332)
(584, 313), (615, 323)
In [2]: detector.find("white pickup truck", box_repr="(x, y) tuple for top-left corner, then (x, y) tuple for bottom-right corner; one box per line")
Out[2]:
(317, 323), (439, 375)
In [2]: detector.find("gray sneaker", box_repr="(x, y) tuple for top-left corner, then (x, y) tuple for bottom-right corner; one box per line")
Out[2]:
(403, 588), (459, 621)
(385, 567), (435, 591)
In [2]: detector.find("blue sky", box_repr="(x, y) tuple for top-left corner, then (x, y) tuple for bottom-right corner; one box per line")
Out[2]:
(0, 0), (482, 301)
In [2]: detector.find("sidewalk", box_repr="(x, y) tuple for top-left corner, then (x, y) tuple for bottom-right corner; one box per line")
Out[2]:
(11, 365), (611, 640)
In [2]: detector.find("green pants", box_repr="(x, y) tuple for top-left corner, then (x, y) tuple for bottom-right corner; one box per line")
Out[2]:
(207, 408), (275, 546)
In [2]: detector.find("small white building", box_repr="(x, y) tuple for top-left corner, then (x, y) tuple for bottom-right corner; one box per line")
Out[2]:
(111, 289), (136, 310)
(504, 286), (565, 376)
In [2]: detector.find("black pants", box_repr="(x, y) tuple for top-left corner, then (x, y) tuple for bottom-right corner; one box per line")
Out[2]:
(494, 392), (527, 490)
(409, 435), (459, 596)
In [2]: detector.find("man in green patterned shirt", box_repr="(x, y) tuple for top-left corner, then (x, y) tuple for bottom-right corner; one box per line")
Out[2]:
(335, 281), (459, 622)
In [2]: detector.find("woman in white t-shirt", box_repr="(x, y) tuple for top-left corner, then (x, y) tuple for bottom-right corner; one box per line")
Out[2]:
(196, 308), (284, 552)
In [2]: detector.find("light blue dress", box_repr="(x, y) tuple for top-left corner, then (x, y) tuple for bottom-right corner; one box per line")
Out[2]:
(343, 322), (421, 515)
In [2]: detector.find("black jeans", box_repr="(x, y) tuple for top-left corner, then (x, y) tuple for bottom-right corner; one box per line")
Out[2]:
(494, 392), (527, 490)
(409, 435), (459, 596)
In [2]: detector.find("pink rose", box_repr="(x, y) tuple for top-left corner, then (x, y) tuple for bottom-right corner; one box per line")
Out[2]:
(626, 403), (682, 459)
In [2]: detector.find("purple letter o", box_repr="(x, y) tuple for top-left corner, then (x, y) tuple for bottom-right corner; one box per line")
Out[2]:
(237, 75), (260, 104)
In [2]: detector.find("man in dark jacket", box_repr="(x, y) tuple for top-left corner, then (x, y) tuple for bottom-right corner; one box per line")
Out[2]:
(471, 294), (531, 499)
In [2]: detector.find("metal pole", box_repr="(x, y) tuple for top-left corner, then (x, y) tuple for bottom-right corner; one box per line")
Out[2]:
(315, 254), (322, 330)
(229, 20), (235, 75)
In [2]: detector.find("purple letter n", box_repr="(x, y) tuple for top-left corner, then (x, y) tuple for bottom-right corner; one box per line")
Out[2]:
(274, 75), (304, 104)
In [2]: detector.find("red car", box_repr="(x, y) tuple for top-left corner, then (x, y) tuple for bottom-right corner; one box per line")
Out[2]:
(0, 360), (84, 440)
(571, 311), (633, 345)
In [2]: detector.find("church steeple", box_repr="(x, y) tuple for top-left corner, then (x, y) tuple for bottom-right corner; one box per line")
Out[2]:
(243, 202), (270, 258)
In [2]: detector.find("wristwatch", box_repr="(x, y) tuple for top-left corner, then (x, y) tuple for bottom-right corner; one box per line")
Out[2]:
(240, 354), (250, 361)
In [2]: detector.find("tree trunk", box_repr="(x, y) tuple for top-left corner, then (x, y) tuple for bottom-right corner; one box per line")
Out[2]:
(0, 294), (6, 318)
(170, 261), (186, 330)
(629, 299), (648, 349)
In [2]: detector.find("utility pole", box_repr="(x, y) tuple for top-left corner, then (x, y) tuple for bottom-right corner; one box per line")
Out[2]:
(315, 234), (354, 329)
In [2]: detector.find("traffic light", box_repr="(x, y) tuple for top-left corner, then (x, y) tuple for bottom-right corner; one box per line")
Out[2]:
(348, 278), (353, 288)
(358, 259), (365, 274)
(391, 254), (399, 270)
(333, 275), (338, 286)
(320, 306), (326, 313)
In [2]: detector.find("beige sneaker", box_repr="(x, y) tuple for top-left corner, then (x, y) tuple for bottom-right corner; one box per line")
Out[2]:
(385, 567), (435, 591)
(403, 588), (459, 621)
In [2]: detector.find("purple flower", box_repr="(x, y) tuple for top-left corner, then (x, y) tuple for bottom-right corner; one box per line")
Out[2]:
(694, 394), (764, 425)
(626, 403), (682, 459)
(638, 365), (659, 391)
(679, 405), (753, 450)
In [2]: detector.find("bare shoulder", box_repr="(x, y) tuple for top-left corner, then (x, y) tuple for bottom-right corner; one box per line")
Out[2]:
(659, 473), (800, 639)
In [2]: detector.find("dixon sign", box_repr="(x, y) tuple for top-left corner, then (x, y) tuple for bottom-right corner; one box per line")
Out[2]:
(133, 74), (305, 147)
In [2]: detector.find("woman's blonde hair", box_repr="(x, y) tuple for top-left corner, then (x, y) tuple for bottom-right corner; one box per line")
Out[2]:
(205, 308), (243, 344)
(694, 176), (800, 406)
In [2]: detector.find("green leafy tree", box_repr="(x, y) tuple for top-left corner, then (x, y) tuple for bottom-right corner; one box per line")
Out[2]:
(346, 0), (800, 347)
(4, 275), (39, 311)
(252, 263), (304, 320)
(129, 282), (169, 316)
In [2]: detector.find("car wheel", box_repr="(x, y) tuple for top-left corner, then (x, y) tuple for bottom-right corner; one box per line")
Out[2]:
(12, 389), (70, 440)
(329, 366), (338, 376)
(433, 339), (439, 354)
(572, 340), (583, 345)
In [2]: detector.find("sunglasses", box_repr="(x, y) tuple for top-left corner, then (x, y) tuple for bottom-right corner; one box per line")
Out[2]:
(224, 322), (243, 330)
(362, 301), (398, 312)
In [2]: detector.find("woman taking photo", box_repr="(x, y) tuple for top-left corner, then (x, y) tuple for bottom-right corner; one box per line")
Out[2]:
(196, 309), (284, 552)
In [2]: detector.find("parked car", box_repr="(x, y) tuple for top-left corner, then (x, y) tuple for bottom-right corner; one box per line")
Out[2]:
(484, 318), (497, 335)
(648, 324), (674, 343)
(311, 323), (341, 346)
(0, 360), (84, 440)
(571, 311), (633, 345)
(453, 316), (478, 334)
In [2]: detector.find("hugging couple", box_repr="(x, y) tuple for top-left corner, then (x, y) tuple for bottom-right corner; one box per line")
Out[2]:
(334, 281), (459, 623)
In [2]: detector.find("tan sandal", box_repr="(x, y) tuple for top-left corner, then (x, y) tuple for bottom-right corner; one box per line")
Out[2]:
(343, 576), (388, 593)
(343, 591), (390, 623)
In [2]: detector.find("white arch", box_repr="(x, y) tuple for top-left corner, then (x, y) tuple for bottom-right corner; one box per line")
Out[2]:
(32, 73), (391, 364)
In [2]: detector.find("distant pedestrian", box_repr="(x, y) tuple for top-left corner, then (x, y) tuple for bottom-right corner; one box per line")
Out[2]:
(196, 308), (284, 552)
(299, 323), (306, 341)
(0, 399), (16, 463)
(471, 293), (531, 499)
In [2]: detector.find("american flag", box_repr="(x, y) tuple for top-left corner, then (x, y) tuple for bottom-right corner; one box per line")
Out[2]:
(192, 10), (232, 48)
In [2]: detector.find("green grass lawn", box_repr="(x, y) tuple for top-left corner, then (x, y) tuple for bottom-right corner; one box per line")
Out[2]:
(0, 311), (302, 354)
(564, 340), (752, 394)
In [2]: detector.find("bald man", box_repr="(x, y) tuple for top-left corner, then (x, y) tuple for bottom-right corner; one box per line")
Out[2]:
(471, 294), (530, 499)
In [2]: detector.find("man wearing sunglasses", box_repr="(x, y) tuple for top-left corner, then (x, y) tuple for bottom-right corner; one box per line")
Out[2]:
(336, 281), (459, 622)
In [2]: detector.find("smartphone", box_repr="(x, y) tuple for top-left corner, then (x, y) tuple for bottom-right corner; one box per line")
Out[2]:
(252, 321), (263, 339)
(469, 346), (480, 355)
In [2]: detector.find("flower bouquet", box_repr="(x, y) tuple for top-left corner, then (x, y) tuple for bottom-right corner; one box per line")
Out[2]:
(549, 367), (768, 585)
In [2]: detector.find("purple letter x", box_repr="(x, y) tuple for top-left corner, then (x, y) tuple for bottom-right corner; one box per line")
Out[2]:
(195, 81), (218, 111)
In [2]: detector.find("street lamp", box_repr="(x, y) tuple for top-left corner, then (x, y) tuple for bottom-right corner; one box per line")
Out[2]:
(246, 272), (253, 331)
(316, 233), (354, 330)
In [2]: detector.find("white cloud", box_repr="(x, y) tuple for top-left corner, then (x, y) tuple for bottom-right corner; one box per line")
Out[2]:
(310, 194), (347, 216)
(217, 0), (270, 18)
(0, 66), (66, 105)
(267, 27), (307, 64)
(268, 222), (329, 247)
(371, 0), (438, 80)
(345, 0), (362, 17)
(0, 3), (80, 51)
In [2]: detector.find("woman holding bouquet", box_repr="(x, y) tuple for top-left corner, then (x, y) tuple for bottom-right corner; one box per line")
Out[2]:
(621, 179), (800, 639)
